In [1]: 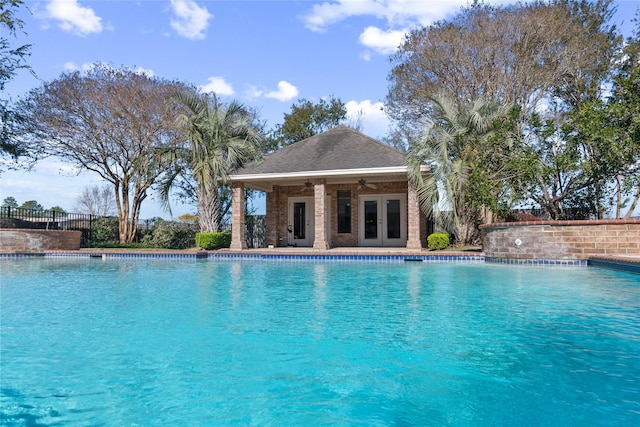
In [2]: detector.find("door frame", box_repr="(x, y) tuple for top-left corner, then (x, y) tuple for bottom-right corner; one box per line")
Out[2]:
(288, 196), (314, 247)
(358, 193), (407, 247)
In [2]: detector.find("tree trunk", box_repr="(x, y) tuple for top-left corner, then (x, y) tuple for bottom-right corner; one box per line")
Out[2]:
(624, 186), (640, 219)
(616, 175), (622, 219)
(113, 179), (142, 244)
(198, 181), (220, 233)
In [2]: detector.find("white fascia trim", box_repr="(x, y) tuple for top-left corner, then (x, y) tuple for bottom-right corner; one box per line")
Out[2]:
(230, 166), (410, 181)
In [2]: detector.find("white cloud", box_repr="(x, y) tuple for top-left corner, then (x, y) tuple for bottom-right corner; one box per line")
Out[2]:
(200, 77), (235, 96)
(249, 81), (299, 102)
(302, 0), (471, 59)
(302, 0), (466, 32)
(345, 100), (389, 138)
(170, 0), (213, 40)
(359, 26), (407, 55)
(45, 0), (103, 36)
(63, 61), (93, 72)
(134, 67), (155, 77)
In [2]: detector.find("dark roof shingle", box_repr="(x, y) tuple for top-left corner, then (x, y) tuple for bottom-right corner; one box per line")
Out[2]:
(237, 126), (406, 175)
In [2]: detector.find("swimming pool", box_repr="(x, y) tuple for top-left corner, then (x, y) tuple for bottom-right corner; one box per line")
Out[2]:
(1, 258), (639, 426)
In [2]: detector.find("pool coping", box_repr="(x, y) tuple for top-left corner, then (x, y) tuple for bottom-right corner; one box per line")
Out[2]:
(2, 249), (639, 273)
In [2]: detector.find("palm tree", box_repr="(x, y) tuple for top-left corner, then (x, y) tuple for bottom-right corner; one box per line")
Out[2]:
(407, 94), (511, 244)
(166, 91), (263, 232)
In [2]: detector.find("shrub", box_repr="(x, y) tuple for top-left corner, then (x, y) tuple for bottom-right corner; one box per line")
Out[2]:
(91, 216), (120, 246)
(196, 232), (232, 250)
(142, 219), (197, 249)
(427, 232), (450, 250)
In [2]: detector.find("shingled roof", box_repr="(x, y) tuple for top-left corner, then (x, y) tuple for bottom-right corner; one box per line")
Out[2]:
(236, 125), (406, 175)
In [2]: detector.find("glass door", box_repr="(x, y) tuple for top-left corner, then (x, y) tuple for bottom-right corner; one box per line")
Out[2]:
(359, 194), (406, 247)
(364, 199), (381, 244)
(288, 197), (314, 246)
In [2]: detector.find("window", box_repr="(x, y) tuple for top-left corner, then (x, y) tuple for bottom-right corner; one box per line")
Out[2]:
(337, 190), (351, 233)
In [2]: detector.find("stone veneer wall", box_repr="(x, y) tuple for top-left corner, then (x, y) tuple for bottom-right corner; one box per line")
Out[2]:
(480, 219), (640, 260)
(0, 229), (82, 253)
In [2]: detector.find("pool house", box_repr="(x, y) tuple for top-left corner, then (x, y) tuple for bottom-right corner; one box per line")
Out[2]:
(228, 126), (428, 250)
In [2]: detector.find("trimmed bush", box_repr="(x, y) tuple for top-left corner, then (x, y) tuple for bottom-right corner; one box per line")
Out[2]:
(196, 232), (232, 250)
(427, 232), (450, 250)
(141, 219), (197, 249)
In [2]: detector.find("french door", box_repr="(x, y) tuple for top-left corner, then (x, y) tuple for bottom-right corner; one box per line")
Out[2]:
(288, 197), (314, 247)
(358, 194), (406, 247)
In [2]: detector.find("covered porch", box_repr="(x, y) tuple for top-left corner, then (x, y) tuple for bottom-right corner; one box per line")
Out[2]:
(228, 126), (427, 251)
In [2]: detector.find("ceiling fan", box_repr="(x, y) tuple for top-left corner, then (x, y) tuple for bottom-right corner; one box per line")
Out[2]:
(357, 178), (377, 190)
(298, 180), (313, 192)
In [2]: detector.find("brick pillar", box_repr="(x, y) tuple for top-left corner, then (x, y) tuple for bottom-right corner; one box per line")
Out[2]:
(266, 186), (279, 247)
(313, 179), (330, 250)
(229, 182), (247, 250)
(406, 182), (423, 250)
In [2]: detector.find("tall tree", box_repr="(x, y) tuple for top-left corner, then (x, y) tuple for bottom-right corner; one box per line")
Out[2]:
(19, 200), (43, 211)
(2, 196), (18, 207)
(74, 184), (116, 217)
(164, 91), (263, 232)
(407, 94), (512, 244)
(387, 0), (619, 132)
(567, 16), (640, 218)
(389, 0), (622, 218)
(266, 96), (347, 151)
(15, 64), (189, 243)
(1, 0), (33, 161)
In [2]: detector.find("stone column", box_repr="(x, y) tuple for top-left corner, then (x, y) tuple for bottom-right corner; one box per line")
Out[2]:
(265, 186), (279, 247)
(313, 179), (330, 250)
(229, 182), (247, 250)
(406, 182), (423, 250)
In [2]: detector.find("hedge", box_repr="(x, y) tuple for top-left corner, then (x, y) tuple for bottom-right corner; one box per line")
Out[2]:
(195, 232), (232, 250)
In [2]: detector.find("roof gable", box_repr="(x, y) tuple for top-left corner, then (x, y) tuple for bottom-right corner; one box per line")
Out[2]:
(237, 126), (406, 176)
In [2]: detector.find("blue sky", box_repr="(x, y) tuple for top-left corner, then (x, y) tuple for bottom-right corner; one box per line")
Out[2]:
(2, 0), (639, 218)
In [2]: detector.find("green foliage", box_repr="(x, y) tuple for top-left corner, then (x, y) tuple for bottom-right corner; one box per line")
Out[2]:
(19, 200), (43, 211)
(1, 0), (33, 160)
(407, 95), (512, 244)
(427, 233), (450, 250)
(266, 96), (347, 151)
(165, 90), (263, 233)
(141, 218), (197, 249)
(91, 216), (119, 246)
(2, 196), (18, 207)
(195, 232), (231, 250)
(49, 206), (67, 215)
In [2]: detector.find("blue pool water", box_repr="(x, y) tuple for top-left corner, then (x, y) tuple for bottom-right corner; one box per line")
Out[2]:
(1, 258), (639, 426)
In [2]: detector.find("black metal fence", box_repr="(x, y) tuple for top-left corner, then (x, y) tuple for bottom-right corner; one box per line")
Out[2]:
(246, 215), (266, 248)
(1, 206), (268, 249)
(1, 206), (95, 247)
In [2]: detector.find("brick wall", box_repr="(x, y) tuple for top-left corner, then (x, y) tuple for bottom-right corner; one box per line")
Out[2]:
(266, 181), (414, 248)
(0, 229), (82, 253)
(480, 219), (640, 260)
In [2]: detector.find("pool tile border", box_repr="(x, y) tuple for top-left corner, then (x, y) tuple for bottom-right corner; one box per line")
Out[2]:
(2, 252), (638, 273)
(0, 251), (486, 263)
(484, 256), (588, 266)
(588, 256), (640, 274)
